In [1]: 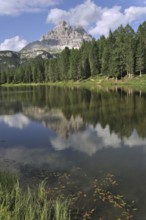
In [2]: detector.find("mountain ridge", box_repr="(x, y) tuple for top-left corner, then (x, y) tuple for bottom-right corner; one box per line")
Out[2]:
(0, 21), (93, 69)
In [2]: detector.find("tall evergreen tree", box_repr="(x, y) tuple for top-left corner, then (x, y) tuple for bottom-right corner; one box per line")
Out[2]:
(89, 40), (99, 76)
(69, 49), (80, 80)
(59, 47), (70, 80)
(136, 37), (145, 76)
(124, 25), (136, 78)
(136, 21), (146, 76)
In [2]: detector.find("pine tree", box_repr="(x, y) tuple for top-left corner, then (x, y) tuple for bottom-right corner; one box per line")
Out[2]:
(124, 25), (136, 78)
(88, 40), (99, 76)
(97, 35), (106, 74)
(69, 49), (81, 80)
(80, 41), (91, 79)
(136, 37), (145, 76)
(136, 21), (146, 76)
(59, 47), (70, 80)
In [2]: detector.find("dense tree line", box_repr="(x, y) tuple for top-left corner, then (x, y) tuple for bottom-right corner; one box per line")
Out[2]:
(0, 22), (146, 84)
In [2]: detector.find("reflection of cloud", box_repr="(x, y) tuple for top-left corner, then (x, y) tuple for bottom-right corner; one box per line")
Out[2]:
(124, 129), (146, 147)
(51, 124), (121, 156)
(0, 113), (30, 129)
(51, 129), (101, 156)
(0, 123), (146, 173)
(51, 124), (146, 156)
(93, 124), (121, 148)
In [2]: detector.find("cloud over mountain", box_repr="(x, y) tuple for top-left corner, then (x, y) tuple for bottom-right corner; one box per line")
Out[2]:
(47, 0), (101, 27)
(47, 0), (146, 37)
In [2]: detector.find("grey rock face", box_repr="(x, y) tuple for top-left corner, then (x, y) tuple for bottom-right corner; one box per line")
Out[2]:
(21, 21), (93, 57)
(40, 21), (92, 50)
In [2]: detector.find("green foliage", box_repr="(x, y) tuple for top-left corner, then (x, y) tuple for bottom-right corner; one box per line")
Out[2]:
(0, 172), (70, 220)
(68, 49), (81, 80)
(59, 47), (70, 80)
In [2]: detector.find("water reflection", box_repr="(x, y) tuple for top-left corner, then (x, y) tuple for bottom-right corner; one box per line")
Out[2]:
(0, 113), (30, 129)
(0, 86), (146, 177)
(1, 86), (146, 218)
(51, 124), (146, 156)
(1, 86), (146, 138)
(0, 86), (146, 155)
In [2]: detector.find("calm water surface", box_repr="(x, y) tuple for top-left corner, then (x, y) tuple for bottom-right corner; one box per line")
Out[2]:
(0, 86), (146, 219)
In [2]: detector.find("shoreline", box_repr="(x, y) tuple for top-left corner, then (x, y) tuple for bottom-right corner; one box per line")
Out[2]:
(1, 75), (146, 91)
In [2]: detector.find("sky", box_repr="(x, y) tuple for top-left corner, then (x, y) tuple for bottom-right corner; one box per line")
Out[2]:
(0, 0), (146, 51)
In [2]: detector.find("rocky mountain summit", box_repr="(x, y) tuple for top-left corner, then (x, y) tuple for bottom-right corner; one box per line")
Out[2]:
(40, 21), (92, 50)
(0, 21), (92, 69)
(21, 21), (92, 57)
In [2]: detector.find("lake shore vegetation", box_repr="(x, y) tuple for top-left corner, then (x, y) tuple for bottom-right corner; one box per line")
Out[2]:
(0, 171), (70, 220)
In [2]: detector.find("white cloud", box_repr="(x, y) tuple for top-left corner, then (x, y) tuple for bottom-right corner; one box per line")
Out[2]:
(90, 6), (146, 36)
(90, 6), (124, 36)
(47, 0), (146, 37)
(47, 0), (101, 27)
(51, 124), (122, 156)
(0, 0), (60, 15)
(0, 113), (30, 129)
(0, 36), (27, 51)
(51, 124), (146, 156)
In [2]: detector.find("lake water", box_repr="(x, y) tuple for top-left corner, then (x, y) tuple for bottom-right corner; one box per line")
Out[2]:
(0, 85), (146, 219)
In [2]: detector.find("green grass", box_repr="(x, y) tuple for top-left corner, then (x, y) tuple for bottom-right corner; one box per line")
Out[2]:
(0, 172), (70, 220)
(0, 170), (138, 220)
(1, 74), (146, 91)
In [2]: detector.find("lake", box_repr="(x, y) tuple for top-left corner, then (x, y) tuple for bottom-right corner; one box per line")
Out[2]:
(0, 85), (146, 219)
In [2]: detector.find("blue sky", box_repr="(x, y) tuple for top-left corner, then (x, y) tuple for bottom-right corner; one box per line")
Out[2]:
(0, 0), (146, 51)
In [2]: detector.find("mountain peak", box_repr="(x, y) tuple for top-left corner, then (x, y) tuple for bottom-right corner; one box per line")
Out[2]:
(40, 21), (92, 49)
(58, 20), (68, 27)
(21, 21), (93, 58)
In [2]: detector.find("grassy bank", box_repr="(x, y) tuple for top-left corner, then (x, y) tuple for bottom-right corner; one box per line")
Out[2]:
(66, 74), (146, 91)
(0, 172), (70, 220)
(1, 74), (146, 91)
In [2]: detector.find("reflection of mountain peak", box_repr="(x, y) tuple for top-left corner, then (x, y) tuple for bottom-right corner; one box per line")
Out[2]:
(24, 107), (85, 138)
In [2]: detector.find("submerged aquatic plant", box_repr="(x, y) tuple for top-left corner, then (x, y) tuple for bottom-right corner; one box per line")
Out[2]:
(0, 172), (70, 220)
